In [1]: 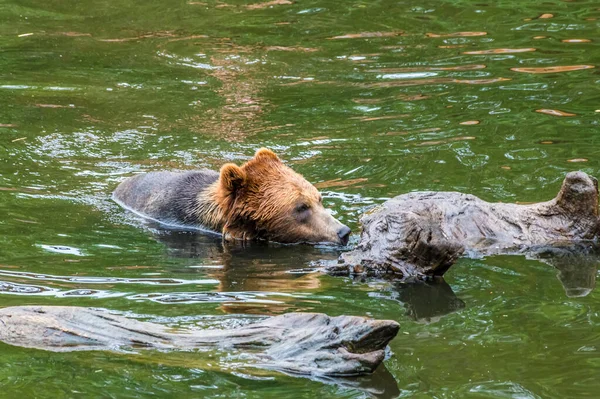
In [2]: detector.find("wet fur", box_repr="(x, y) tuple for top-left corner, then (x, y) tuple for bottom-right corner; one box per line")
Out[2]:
(113, 149), (347, 244)
(113, 170), (223, 231)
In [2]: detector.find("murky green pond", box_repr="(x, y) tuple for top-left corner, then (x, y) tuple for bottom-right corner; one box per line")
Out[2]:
(1, 0), (599, 397)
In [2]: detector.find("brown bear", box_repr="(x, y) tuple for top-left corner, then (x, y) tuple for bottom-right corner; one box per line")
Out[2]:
(113, 148), (351, 245)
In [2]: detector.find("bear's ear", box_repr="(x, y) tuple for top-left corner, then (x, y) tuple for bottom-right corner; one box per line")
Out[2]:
(219, 163), (246, 194)
(254, 148), (280, 162)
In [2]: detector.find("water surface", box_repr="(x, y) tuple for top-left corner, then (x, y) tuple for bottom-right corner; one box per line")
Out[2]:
(1, 0), (599, 398)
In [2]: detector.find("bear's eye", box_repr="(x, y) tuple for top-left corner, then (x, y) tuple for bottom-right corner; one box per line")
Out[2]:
(296, 204), (310, 213)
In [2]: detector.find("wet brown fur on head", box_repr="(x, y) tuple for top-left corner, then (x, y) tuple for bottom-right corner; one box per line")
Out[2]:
(212, 148), (340, 243)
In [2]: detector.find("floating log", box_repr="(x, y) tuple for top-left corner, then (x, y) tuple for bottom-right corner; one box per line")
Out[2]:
(0, 306), (399, 377)
(331, 172), (600, 281)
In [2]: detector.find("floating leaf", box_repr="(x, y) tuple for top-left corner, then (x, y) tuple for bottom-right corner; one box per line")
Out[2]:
(416, 136), (476, 146)
(245, 0), (292, 10)
(511, 65), (594, 73)
(463, 48), (536, 54)
(328, 31), (402, 40)
(368, 65), (486, 72)
(315, 178), (368, 189)
(561, 39), (591, 43)
(535, 109), (576, 117)
(454, 77), (511, 84)
(426, 32), (487, 38)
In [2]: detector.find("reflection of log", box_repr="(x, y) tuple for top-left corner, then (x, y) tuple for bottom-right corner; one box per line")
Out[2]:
(359, 277), (465, 323)
(316, 365), (401, 399)
(524, 244), (599, 297)
(332, 172), (600, 284)
(394, 278), (465, 322)
(0, 306), (399, 377)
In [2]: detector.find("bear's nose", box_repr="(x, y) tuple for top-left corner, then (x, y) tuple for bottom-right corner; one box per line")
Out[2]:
(337, 225), (351, 245)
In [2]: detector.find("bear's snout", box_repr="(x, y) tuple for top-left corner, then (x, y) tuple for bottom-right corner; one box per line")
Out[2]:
(337, 225), (351, 246)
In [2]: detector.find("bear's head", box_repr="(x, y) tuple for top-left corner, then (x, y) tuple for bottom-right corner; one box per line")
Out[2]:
(215, 148), (351, 245)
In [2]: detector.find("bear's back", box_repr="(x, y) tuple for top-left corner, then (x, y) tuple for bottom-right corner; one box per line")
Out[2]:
(113, 170), (219, 227)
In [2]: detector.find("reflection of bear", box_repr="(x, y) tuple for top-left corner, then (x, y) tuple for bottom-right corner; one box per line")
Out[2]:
(113, 148), (350, 245)
(151, 229), (338, 314)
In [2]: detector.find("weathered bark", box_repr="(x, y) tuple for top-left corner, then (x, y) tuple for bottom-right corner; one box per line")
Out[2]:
(0, 306), (399, 377)
(331, 172), (600, 280)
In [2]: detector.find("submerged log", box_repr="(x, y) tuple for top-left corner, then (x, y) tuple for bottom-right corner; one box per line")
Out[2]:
(0, 306), (399, 377)
(331, 172), (600, 280)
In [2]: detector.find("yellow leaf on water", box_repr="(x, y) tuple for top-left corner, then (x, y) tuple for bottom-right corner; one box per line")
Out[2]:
(426, 32), (487, 38)
(561, 39), (592, 43)
(328, 31), (403, 40)
(314, 178), (369, 189)
(245, 0), (292, 10)
(463, 48), (536, 54)
(511, 65), (594, 73)
(535, 109), (576, 117)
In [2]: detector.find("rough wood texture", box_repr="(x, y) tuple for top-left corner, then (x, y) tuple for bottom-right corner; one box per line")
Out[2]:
(0, 306), (399, 377)
(331, 172), (600, 279)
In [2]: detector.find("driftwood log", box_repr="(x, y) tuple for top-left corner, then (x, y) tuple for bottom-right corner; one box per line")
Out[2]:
(330, 172), (600, 281)
(0, 306), (399, 377)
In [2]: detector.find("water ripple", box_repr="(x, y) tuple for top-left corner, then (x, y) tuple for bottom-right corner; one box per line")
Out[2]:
(128, 291), (304, 304)
(0, 269), (219, 286)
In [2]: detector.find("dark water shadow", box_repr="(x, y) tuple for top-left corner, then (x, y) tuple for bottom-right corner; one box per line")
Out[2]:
(394, 277), (466, 322)
(366, 277), (465, 323)
(306, 363), (401, 399)
(522, 243), (599, 298)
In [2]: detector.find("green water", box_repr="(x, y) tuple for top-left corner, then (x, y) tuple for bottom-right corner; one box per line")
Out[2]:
(1, 0), (599, 397)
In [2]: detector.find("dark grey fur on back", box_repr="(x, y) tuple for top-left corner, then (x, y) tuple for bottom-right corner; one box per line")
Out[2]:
(113, 170), (219, 228)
